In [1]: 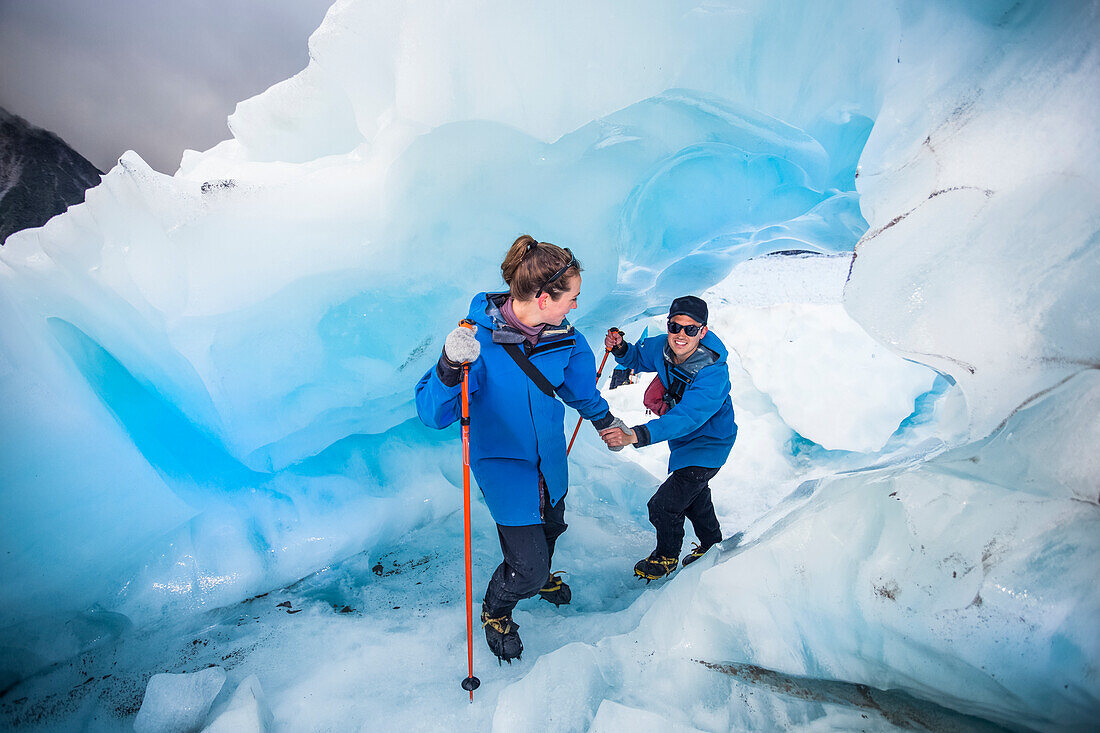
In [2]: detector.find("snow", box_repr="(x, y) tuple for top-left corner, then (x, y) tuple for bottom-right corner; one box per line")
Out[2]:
(589, 701), (708, 733)
(724, 301), (936, 452)
(516, 462), (1099, 730)
(703, 255), (939, 453)
(1, 0), (1098, 731)
(201, 675), (273, 733)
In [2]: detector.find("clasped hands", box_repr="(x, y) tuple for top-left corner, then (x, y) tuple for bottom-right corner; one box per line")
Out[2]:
(598, 417), (636, 451)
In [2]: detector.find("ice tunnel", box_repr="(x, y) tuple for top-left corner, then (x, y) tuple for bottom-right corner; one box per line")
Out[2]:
(0, 0), (1097, 730)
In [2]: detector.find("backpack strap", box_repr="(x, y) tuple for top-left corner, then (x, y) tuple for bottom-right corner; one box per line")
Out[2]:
(663, 363), (694, 408)
(501, 343), (557, 399)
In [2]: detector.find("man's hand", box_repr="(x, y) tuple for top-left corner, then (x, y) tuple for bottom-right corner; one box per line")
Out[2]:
(598, 418), (636, 451)
(604, 328), (624, 352)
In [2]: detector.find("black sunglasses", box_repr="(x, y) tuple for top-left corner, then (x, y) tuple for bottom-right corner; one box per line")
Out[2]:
(536, 248), (578, 298)
(667, 321), (703, 337)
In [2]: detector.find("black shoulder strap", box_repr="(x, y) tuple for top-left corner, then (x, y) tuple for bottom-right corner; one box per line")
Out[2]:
(501, 343), (557, 398)
(664, 363), (694, 407)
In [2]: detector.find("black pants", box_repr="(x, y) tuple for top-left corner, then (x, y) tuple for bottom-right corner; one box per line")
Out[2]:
(483, 476), (567, 618)
(649, 466), (723, 558)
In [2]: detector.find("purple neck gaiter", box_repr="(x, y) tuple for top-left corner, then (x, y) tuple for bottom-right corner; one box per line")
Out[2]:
(501, 297), (544, 346)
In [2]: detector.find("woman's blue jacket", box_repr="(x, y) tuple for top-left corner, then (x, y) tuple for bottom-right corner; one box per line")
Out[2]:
(415, 292), (611, 526)
(615, 331), (737, 472)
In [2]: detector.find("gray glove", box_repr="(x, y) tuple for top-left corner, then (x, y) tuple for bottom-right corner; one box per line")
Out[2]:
(603, 416), (634, 452)
(444, 324), (480, 364)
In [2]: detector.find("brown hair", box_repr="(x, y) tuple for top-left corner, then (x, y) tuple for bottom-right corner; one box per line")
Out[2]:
(500, 234), (582, 301)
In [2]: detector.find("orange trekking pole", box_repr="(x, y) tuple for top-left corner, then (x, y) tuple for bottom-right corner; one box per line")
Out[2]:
(567, 328), (623, 455)
(458, 320), (480, 701)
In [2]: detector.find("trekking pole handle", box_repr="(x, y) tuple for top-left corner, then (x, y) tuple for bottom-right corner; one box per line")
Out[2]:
(600, 327), (624, 362)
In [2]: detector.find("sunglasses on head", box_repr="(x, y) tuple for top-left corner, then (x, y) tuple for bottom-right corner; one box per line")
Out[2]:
(667, 321), (703, 337)
(536, 248), (578, 298)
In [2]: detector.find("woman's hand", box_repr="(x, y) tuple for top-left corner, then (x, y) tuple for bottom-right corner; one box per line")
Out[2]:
(444, 323), (480, 364)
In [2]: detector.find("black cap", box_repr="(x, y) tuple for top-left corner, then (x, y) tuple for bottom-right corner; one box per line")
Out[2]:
(669, 295), (707, 325)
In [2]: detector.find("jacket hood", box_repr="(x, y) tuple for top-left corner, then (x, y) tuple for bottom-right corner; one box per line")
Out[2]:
(699, 330), (728, 363)
(466, 292), (504, 329)
(466, 292), (574, 344)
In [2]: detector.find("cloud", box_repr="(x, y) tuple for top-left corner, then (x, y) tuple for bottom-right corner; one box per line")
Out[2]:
(0, 0), (332, 172)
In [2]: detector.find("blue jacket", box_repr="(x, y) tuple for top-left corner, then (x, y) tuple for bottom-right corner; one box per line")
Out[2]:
(614, 331), (737, 472)
(415, 292), (611, 526)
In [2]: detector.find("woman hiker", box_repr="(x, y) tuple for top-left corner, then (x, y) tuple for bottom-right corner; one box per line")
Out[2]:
(414, 234), (628, 663)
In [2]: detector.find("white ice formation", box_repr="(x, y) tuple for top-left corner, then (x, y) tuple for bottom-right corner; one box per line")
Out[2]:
(0, 0), (1096, 730)
(133, 666), (226, 733)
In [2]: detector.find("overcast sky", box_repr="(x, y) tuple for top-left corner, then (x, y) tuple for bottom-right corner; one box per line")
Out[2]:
(0, 0), (333, 173)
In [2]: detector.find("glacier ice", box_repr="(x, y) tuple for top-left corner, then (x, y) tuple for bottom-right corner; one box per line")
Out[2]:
(1, 0), (1098, 730)
(517, 459), (1098, 730)
(708, 274), (938, 453)
(531, 1), (1100, 730)
(201, 674), (273, 733)
(205, 0), (897, 169)
(845, 0), (1100, 442)
(0, 0), (884, 632)
(589, 701), (709, 733)
(934, 370), (1100, 504)
(133, 666), (226, 733)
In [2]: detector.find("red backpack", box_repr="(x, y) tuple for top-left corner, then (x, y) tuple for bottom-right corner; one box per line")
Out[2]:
(643, 375), (670, 415)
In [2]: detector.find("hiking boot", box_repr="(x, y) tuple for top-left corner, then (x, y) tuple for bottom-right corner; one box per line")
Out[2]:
(538, 571), (571, 607)
(481, 608), (523, 663)
(634, 552), (678, 582)
(681, 542), (714, 568)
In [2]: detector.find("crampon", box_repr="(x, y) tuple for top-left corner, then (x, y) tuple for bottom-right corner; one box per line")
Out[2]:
(634, 553), (678, 583)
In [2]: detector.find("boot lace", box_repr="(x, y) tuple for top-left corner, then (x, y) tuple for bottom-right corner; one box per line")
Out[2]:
(481, 612), (514, 634)
(540, 570), (568, 593)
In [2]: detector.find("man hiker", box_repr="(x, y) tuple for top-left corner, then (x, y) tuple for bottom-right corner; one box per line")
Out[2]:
(598, 295), (737, 580)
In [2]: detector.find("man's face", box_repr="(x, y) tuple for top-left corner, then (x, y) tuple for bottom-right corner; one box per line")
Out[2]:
(666, 314), (707, 360)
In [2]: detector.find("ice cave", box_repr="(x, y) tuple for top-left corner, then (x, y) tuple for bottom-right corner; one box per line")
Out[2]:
(0, 1), (1097, 731)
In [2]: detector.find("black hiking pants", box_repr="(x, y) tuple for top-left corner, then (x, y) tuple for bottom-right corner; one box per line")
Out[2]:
(483, 475), (567, 618)
(649, 465), (723, 559)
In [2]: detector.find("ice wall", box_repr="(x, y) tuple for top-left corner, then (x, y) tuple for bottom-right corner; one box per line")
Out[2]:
(491, 2), (1100, 730)
(2, 0), (1096, 726)
(846, 0), (1100, 444)
(197, 0), (895, 169)
(499, 442), (1099, 731)
(0, 0), (892, 655)
(505, 3), (1100, 730)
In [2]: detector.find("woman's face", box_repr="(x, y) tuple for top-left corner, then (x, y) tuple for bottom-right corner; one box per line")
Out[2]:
(538, 275), (581, 326)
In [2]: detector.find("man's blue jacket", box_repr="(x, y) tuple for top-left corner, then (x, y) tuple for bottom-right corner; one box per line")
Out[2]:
(415, 292), (611, 526)
(614, 331), (737, 472)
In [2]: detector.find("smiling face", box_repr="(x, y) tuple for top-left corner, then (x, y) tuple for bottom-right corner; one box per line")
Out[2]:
(538, 274), (581, 326)
(666, 314), (707, 362)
